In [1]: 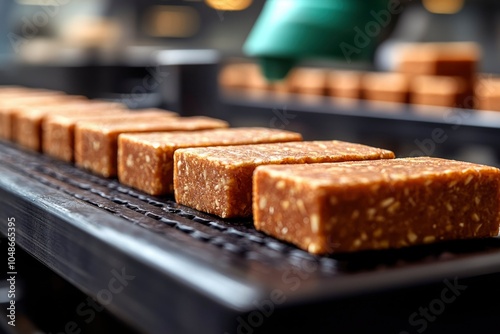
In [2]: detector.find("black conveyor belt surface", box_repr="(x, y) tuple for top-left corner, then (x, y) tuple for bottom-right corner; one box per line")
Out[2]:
(2, 141), (500, 333)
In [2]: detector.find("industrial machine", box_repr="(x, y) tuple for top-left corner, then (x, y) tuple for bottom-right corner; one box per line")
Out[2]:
(244, 0), (391, 80)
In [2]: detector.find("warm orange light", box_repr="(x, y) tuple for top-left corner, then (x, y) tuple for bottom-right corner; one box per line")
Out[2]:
(205, 0), (253, 11)
(144, 6), (200, 38)
(423, 0), (464, 14)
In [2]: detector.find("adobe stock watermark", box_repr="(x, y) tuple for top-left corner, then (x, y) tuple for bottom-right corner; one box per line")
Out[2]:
(47, 267), (135, 334)
(399, 277), (467, 334)
(6, 217), (16, 327)
(8, 0), (73, 53)
(225, 259), (319, 334)
(340, 0), (408, 64)
(269, 106), (296, 129)
(120, 65), (170, 108)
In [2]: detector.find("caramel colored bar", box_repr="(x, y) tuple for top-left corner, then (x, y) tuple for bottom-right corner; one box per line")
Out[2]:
(76, 116), (228, 177)
(397, 42), (479, 79)
(253, 157), (500, 254)
(327, 70), (364, 100)
(0, 92), (70, 140)
(475, 76), (500, 111)
(396, 42), (480, 107)
(219, 63), (272, 92)
(362, 72), (411, 104)
(0, 87), (39, 96)
(287, 68), (328, 96)
(14, 101), (124, 151)
(43, 108), (178, 162)
(410, 75), (466, 108)
(0, 86), (25, 92)
(0, 87), (63, 97)
(118, 128), (303, 195)
(219, 63), (254, 89)
(43, 111), (129, 161)
(174, 141), (394, 218)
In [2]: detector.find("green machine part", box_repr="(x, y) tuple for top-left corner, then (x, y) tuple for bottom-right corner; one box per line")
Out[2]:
(243, 0), (396, 80)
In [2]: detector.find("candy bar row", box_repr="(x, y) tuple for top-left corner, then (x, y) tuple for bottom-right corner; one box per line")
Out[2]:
(2, 86), (499, 255)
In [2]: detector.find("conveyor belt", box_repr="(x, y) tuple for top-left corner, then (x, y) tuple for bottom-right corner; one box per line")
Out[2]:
(2, 140), (500, 333)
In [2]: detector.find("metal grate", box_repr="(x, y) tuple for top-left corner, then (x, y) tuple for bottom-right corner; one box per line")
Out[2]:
(6, 140), (500, 334)
(3, 140), (500, 279)
(0, 142), (336, 272)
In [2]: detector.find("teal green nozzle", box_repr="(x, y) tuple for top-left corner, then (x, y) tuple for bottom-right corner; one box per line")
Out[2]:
(244, 0), (391, 80)
(258, 57), (297, 81)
